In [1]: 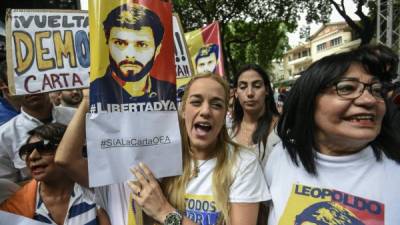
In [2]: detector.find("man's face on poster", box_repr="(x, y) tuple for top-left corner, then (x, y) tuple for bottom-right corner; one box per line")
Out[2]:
(109, 26), (156, 79)
(196, 52), (217, 73)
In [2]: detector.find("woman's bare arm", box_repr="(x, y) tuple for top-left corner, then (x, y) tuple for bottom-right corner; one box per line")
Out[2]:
(230, 202), (260, 225)
(55, 90), (89, 187)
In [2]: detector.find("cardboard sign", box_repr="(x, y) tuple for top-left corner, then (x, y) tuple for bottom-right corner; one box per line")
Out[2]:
(6, 9), (89, 95)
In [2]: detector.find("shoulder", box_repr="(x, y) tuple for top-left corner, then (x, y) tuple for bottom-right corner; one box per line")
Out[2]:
(0, 101), (19, 126)
(0, 113), (23, 128)
(264, 142), (295, 180)
(74, 183), (96, 202)
(0, 113), (28, 140)
(267, 142), (291, 163)
(0, 180), (37, 218)
(235, 146), (259, 164)
(53, 106), (76, 122)
(91, 74), (111, 87)
(228, 145), (271, 202)
(150, 76), (176, 102)
(150, 76), (175, 88)
(229, 144), (262, 177)
(381, 153), (400, 173)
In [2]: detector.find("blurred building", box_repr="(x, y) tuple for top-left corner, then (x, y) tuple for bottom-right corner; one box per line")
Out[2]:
(278, 22), (361, 87)
(270, 59), (285, 84)
(310, 22), (361, 61)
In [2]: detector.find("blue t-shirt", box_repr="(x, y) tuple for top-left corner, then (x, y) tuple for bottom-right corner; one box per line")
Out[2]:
(0, 98), (19, 127)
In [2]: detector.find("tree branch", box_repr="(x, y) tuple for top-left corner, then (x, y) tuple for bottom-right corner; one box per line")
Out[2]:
(329, 0), (362, 33)
(355, 0), (369, 22)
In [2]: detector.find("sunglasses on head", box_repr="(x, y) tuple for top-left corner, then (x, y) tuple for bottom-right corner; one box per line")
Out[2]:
(19, 140), (58, 161)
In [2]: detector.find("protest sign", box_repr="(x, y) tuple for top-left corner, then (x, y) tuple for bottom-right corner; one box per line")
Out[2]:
(6, 9), (89, 95)
(173, 14), (193, 78)
(172, 14), (194, 99)
(185, 21), (224, 76)
(0, 211), (49, 225)
(86, 0), (181, 187)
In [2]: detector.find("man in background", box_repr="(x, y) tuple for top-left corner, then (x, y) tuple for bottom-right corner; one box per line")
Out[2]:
(0, 61), (21, 126)
(58, 89), (83, 108)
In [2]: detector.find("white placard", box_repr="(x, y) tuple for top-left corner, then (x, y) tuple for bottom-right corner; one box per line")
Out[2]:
(0, 211), (49, 225)
(6, 9), (90, 95)
(86, 111), (182, 187)
(173, 14), (194, 79)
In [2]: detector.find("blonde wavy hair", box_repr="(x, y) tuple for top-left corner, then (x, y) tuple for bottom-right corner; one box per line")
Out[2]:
(162, 73), (240, 224)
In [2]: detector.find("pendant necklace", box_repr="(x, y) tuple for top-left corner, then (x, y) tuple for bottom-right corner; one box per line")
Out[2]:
(191, 159), (209, 178)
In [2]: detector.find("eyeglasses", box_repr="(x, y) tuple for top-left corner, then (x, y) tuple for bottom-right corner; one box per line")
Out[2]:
(19, 140), (58, 161)
(334, 79), (385, 100)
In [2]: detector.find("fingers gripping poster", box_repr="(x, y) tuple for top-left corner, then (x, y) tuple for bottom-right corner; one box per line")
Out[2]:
(86, 0), (181, 187)
(6, 9), (90, 95)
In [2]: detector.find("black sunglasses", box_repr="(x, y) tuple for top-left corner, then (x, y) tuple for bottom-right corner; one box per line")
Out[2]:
(19, 140), (58, 161)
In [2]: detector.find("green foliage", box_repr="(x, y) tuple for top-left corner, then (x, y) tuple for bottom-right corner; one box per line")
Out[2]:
(172, 0), (332, 78)
(224, 21), (289, 76)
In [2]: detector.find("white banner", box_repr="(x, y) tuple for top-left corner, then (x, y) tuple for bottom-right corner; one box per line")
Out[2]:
(0, 211), (49, 225)
(86, 111), (182, 187)
(6, 9), (90, 95)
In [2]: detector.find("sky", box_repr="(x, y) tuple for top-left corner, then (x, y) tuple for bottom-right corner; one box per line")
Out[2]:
(81, 0), (88, 10)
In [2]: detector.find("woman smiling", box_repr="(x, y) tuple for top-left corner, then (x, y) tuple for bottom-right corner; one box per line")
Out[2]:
(265, 46), (400, 224)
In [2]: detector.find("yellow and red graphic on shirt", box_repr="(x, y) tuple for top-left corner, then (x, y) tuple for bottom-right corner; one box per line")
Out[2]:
(127, 193), (143, 225)
(185, 22), (224, 77)
(185, 194), (221, 225)
(279, 184), (384, 225)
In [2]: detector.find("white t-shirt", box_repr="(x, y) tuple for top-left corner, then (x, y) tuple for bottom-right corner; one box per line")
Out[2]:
(95, 148), (270, 225)
(229, 128), (281, 168)
(265, 143), (400, 225)
(185, 148), (270, 225)
(0, 106), (76, 182)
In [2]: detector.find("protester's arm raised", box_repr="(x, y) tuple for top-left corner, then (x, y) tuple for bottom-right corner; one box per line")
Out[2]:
(55, 89), (89, 187)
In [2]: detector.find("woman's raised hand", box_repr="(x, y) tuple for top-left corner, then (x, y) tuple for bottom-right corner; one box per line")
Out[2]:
(128, 163), (175, 224)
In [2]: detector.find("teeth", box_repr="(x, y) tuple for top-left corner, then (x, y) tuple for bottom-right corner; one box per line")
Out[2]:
(198, 122), (210, 127)
(195, 122), (212, 132)
(351, 115), (374, 121)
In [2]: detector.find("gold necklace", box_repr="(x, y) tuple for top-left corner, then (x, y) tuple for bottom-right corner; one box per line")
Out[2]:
(191, 159), (210, 178)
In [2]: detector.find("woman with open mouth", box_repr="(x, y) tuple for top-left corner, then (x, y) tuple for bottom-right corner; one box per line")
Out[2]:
(54, 73), (269, 225)
(128, 73), (270, 225)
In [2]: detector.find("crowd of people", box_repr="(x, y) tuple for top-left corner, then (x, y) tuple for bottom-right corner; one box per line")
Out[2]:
(0, 43), (399, 225)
